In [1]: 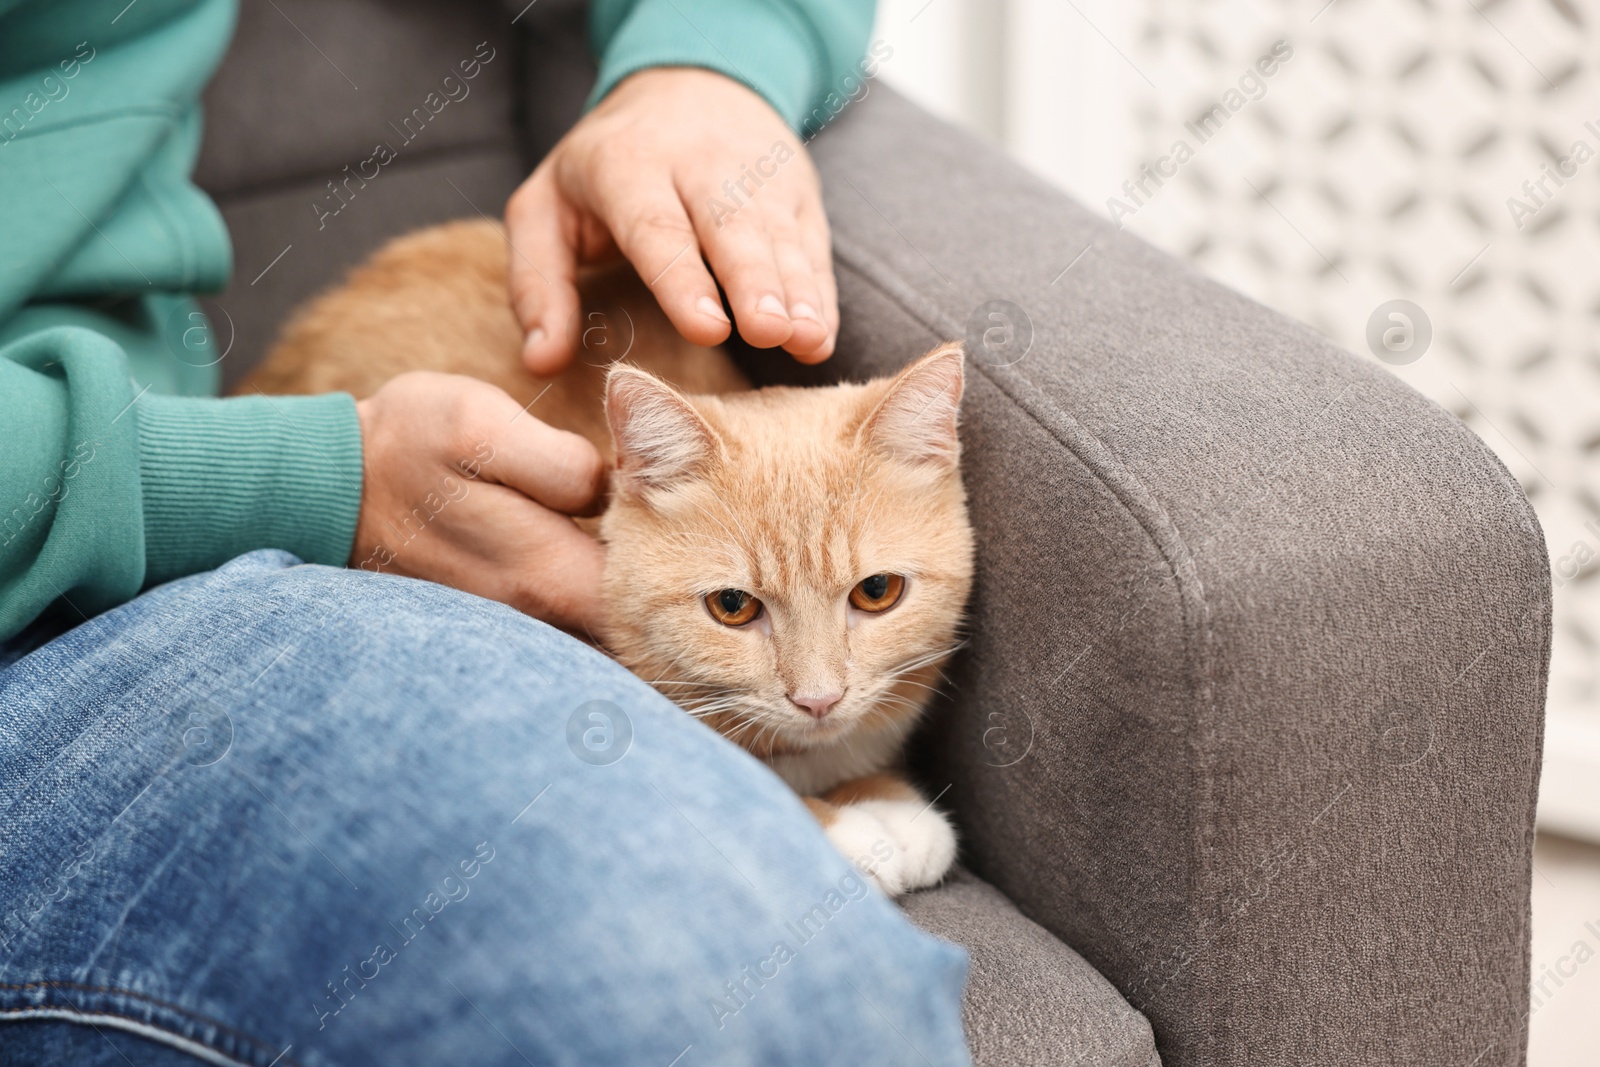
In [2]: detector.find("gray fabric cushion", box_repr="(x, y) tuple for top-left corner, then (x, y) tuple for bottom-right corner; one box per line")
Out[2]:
(195, 0), (521, 199)
(198, 0), (597, 391)
(904, 870), (1159, 1067)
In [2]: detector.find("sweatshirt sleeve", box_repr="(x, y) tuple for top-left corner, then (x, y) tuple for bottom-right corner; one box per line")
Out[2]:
(0, 0), (365, 641)
(587, 0), (878, 135)
(0, 324), (363, 641)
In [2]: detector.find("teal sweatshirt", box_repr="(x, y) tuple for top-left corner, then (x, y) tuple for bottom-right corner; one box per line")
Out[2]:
(0, 0), (873, 641)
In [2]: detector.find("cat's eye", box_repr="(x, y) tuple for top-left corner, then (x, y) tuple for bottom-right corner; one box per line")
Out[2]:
(705, 588), (762, 627)
(849, 573), (906, 613)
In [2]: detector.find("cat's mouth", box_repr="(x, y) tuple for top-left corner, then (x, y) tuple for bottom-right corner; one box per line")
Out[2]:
(660, 676), (903, 755)
(679, 695), (864, 756)
(790, 710), (853, 742)
(776, 689), (908, 750)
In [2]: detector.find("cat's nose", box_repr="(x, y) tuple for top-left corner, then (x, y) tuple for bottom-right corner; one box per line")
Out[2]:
(788, 690), (844, 719)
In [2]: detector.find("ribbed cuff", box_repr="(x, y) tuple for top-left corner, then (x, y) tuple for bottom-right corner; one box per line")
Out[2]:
(588, 0), (829, 131)
(135, 392), (363, 585)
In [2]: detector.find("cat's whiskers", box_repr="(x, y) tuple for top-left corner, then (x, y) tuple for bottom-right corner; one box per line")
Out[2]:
(889, 677), (943, 695)
(645, 643), (701, 687)
(726, 710), (776, 749)
(652, 678), (732, 693)
(748, 713), (795, 758)
(716, 712), (764, 738)
(649, 668), (791, 752)
(729, 712), (765, 743)
(854, 693), (918, 726)
(668, 697), (742, 713)
(835, 639), (968, 729)
(675, 689), (747, 713)
(685, 702), (768, 749)
(679, 699), (743, 717)
(865, 694), (924, 721)
(649, 669), (763, 742)
(882, 640), (967, 680)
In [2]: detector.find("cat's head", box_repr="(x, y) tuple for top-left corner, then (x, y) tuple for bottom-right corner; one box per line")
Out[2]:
(598, 343), (974, 757)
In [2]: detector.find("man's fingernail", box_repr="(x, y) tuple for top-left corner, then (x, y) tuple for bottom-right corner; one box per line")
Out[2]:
(757, 294), (789, 319)
(696, 296), (730, 323)
(790, 302), (819, 322)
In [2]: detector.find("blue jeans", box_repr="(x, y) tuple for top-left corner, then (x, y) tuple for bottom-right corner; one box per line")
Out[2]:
(0, 551), (970, 1066)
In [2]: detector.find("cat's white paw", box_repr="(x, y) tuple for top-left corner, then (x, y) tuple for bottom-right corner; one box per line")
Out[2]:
(824, 805), (909, 896)
(824, 800), (957, 897)
(857, 798), (958, 894)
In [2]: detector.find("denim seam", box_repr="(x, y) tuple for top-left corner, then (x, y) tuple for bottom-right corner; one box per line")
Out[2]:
(0, 1008), (254, 1067)
(0, 981), (299, 1067)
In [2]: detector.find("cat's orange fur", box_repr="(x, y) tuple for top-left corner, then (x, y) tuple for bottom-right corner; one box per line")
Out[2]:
(240, 220), (747, 452)
(242, 219), (973, 895)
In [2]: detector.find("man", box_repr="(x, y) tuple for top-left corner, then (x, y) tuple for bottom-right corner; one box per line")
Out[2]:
(0, 0), (971, 1062)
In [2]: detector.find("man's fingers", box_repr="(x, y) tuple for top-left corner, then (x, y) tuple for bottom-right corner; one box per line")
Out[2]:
(428, 492), (607, 634)
(770, 232), (829, 360)
(483, 412), (607, 516)
(798, 201), (838, 358)
(599, 184), (731, 348)
(696, 209), (796, 350)
(497, 498), (608, 634)
(505, 174), (582, 376)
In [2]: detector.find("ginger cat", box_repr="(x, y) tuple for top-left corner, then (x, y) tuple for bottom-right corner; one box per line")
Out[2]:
(242, 220), (974, 896)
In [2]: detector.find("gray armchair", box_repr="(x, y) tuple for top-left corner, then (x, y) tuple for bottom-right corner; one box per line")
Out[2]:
(198, 3), (1550, 1064)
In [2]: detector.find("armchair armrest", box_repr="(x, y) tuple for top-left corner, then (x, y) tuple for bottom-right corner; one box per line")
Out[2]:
(775, 87), (1550, 1067)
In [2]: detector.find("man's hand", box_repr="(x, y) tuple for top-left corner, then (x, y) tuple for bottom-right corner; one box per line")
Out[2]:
(506, 67), (837, 374)
(351, 372), (606, 634)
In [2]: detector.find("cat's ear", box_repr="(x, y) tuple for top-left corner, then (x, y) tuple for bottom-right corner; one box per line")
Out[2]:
(606, 365), (721, 492)
(859, 342), (965, 468)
